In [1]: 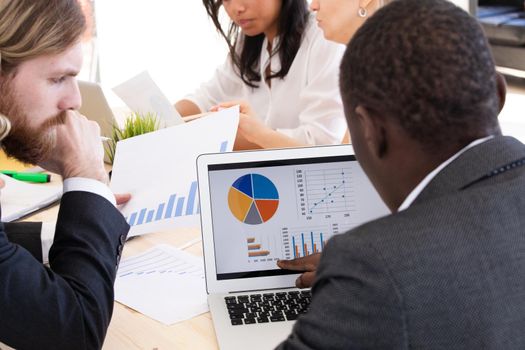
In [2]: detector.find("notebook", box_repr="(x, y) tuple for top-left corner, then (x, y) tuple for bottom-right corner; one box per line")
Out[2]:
(0, 174), (62, 222)
(196, 145), (389, 350)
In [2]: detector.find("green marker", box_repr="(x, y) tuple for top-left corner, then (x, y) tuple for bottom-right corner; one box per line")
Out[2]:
(1, 170), (51, 183)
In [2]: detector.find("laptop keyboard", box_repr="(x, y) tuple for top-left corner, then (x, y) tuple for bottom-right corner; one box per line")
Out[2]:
(225, 290), (311, 325)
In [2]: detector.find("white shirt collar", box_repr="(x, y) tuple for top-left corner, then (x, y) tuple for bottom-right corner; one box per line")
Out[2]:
(397, 135), (494, 211)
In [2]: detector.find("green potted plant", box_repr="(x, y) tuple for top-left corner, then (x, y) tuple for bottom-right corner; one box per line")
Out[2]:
(105, 111), (160, 164)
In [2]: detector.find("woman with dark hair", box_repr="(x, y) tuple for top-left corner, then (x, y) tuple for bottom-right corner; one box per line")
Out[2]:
(176, 0), (346, 149)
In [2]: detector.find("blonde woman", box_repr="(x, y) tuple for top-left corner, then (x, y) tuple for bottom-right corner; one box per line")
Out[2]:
(278, 0), (392, 286)
(311, 0), (390, 143)
(310, 0), (387, 45)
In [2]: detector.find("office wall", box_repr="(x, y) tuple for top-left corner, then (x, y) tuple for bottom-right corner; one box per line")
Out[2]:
(95, 1), (228, 105)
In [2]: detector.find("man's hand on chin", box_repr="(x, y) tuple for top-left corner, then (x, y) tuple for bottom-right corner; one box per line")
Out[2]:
(38, 110), (108, 184)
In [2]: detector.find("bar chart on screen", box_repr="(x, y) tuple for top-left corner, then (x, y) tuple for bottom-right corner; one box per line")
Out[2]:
(281, 223), (344, 259)
(245, 233), (282, 263)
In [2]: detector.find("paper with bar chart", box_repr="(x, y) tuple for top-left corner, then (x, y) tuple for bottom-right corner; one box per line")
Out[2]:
(207, 159), (389, 276)
(110, 106), (239, 237)
(114, 244), (207, 325)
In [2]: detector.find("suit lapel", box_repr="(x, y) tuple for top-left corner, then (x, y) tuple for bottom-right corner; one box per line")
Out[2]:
(412, 136), (525, 205)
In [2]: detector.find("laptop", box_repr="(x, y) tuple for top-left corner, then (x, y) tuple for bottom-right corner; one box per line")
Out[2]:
(78, 80), (118, 138)
(197, 145), (389, 350)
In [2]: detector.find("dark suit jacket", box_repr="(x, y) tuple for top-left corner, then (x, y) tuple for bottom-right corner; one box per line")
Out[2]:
(4, 221), (43, 261)
(278, 136), (525, 349)
(0, 191), (129, 350)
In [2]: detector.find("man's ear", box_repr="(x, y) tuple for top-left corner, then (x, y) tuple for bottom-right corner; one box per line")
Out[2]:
(355, 105), (387, 158)
(496, 72), (507, 114)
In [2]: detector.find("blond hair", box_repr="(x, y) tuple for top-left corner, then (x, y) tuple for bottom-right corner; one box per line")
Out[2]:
(379, 0), (396, 6)
(0, 113), (10, 141)
(0, 0), (86, 75)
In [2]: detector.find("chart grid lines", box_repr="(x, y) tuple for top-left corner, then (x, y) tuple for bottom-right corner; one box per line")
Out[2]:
(297, 167), (355, 216)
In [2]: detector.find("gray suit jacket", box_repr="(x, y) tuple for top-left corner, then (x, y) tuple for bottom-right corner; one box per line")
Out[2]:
(278, 136), (525, 349)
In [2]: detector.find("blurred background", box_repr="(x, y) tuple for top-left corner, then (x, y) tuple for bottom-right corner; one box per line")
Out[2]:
(78, 0), (525, 140)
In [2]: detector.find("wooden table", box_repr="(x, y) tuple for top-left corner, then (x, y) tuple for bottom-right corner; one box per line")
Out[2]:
(102, 229), (219, 349)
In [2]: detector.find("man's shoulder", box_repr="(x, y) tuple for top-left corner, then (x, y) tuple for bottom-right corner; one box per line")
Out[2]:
(323, 175), (525, 273)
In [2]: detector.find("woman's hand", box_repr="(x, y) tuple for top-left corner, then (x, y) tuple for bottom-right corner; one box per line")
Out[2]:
(211, 100), (270, 148)
(211, 100), (305, 150)
(210, 100), (256, 117)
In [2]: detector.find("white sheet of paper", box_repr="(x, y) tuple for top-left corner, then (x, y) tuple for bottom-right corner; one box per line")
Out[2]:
(114, 244), (208, 325)
(110, 106), (239, 237)
(0, 174), (62, 222)
(112, 71), (184, 127)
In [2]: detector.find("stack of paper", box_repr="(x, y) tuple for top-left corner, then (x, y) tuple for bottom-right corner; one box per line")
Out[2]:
(114, 244), (208, 325)
(0, 174), (62, 222)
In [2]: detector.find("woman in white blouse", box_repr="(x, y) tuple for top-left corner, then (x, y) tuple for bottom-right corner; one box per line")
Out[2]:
(312, 0), (388, 144)
(175, 0), (347, 150)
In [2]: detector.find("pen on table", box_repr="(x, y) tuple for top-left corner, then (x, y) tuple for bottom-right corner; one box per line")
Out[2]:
(0, 170), (51, 183)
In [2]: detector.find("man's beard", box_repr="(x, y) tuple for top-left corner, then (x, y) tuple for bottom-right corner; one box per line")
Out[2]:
(0, 79), (64, 165)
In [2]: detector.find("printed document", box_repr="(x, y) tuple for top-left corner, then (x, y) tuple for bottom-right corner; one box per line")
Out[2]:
(110, 106), (239, 236)
(114, 244), (208, 325)
(113, 71), (184, 128)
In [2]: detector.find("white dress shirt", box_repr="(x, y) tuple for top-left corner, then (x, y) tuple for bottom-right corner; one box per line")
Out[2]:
(398, 136), (494, 211)
(185, 14), (347, 145)
(41, 177), (116, 264)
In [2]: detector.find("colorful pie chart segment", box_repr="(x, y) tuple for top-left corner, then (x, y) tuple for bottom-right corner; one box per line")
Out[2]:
(228, 174), (279, 224)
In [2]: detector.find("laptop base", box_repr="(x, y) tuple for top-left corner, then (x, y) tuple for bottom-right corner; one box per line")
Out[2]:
(208, 289), (302, 350)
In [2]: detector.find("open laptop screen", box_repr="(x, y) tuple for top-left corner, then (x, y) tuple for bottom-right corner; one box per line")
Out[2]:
(206, 153), (388, 281)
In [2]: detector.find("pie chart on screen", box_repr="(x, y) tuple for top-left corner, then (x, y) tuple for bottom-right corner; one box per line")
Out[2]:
(228, 174), (279, 225)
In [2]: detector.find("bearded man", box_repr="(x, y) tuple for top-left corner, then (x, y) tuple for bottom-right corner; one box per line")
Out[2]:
(0, 1), (129, 349)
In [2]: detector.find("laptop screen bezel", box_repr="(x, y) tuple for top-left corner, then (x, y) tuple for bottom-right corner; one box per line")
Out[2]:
(197, 144), (357, 294)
